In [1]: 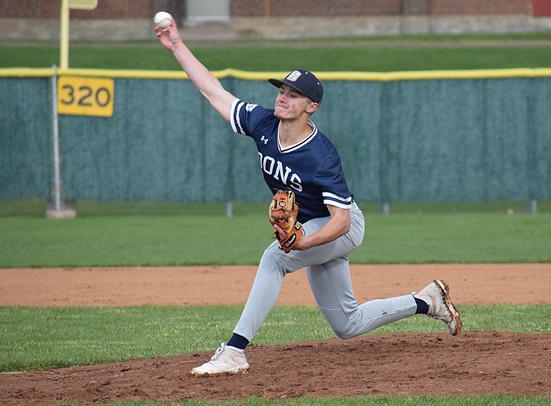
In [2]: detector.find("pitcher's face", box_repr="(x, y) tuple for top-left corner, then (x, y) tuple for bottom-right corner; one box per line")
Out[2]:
(274, 85), (318, 120)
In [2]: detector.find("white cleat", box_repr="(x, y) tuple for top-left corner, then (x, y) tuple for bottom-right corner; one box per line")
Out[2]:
(191, 343), (250, 375)
(413, 279), (462, 335)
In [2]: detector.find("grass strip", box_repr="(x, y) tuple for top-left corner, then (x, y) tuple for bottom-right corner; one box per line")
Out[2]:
(3, 33), (551, 71)
(1, 207), (550, 267)
(1, 304), (549, 372)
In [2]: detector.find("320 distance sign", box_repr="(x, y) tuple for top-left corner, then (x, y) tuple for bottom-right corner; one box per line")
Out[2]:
(58, 76), (114, 117)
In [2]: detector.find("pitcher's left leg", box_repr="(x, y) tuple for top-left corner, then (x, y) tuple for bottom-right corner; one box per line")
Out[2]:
(307, 258), (417, 339)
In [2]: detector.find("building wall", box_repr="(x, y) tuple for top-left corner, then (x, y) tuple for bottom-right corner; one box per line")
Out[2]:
(0, 0), (185, 19)
(1, 0), (549, 40)
(429, 0), (531, 15)
(0, 0), (538, 19)
(231, 0), (400, 17)
(231, 0), (532, 17)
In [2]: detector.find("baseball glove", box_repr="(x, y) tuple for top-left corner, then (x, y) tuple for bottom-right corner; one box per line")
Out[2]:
(268, 190), (304, 253)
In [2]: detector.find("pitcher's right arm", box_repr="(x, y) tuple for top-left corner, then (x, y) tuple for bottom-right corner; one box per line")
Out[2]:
(156, 20), (236, 123)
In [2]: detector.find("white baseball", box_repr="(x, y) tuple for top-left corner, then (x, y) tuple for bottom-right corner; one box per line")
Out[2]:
(154, 11), (172, 29)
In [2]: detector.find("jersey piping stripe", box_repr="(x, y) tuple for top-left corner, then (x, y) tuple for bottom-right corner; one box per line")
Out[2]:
(323, 192), (353, 209)
(323, 199), (352, 209)
(323, 192), (353, 203)
(278, 120), (318, 154)
(231, 100), (245, 135)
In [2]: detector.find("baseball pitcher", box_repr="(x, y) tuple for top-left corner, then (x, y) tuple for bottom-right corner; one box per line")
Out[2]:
(156, 17), (462, 375)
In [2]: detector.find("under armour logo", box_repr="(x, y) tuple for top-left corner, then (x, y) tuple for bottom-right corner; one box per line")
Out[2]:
(260, 136), (269, 144)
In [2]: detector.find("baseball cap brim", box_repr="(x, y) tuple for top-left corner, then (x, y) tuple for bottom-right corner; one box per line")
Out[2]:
(268, 78), (284, 88)
(268, 78), (321, 103)
(269, 78), (299, 94)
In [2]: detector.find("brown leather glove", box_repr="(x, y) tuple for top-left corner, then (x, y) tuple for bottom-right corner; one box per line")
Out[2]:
(268, 190), (304, 253)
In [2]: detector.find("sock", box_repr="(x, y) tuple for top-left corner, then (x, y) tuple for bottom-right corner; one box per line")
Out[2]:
(227, 333), (249, 350)
(414, 297), (429, 314)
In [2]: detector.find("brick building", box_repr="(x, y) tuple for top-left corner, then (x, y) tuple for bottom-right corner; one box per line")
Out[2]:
(1, 0), (550, 40)
(1, 0), (548, 18)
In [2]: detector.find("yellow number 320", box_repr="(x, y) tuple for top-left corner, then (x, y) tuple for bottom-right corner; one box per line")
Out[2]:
(58, 76), (114, 117)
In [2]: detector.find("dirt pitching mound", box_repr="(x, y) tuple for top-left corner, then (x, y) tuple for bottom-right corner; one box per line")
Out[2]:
(1, 332), (550, 405)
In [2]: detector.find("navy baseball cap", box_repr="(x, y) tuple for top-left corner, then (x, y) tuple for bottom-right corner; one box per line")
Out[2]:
(269, 69), (323, 104)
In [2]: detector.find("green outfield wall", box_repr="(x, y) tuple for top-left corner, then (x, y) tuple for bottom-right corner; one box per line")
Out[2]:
(1, 68), (550, 207)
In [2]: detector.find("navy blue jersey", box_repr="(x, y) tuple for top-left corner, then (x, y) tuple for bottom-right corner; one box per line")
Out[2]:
(230, 99), (353, 223)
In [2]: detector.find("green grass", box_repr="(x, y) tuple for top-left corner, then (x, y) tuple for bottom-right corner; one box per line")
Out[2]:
(1, 304), (549, 373)
(2, 33), (551, 71)
(1, 200), (550, 267)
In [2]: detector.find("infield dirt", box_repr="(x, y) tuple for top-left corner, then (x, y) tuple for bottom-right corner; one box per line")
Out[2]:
(1, 264), (550, 404)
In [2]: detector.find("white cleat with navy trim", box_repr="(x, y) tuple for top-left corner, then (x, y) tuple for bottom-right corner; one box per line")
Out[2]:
(413, 279), (462, 335)
(191, 343), (250, 375)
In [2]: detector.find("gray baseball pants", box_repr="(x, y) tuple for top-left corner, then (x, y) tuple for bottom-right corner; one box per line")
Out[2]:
(233, 202), (417, 342)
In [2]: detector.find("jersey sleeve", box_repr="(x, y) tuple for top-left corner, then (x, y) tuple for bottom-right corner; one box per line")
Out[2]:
(230, 99), (271, 138)
(315, 154), (354, 210)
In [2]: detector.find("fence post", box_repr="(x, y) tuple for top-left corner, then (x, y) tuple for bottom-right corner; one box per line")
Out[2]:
(46, 65), (76, 219)
(530, 200), (537, 214)
(51, 65), (62, 211)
